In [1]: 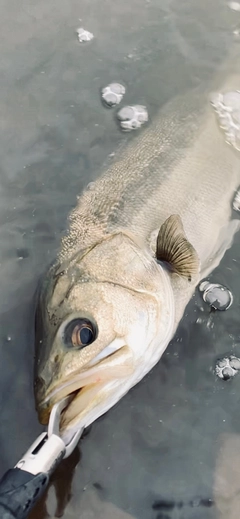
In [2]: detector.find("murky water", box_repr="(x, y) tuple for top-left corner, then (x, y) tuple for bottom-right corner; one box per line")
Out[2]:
(1, 0), (240, 517)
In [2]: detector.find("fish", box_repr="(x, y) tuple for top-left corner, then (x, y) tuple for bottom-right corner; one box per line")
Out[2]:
(34, 56), (240, 444)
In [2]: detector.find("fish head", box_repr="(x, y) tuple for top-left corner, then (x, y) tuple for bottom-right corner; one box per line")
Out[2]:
(34, 232), (175, 442)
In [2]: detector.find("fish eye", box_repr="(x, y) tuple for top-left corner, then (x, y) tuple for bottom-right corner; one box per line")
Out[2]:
(64, 318), (97, 349)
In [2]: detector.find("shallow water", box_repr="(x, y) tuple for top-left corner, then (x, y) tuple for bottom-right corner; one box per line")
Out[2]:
(1, 0), (240, 517)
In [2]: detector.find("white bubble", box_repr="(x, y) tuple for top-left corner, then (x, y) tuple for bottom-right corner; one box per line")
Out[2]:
(77, 27), (94, 43)
(211, 90), (240, 151)
(101, 83), (126, 107)
(215, 356), (240, 380)
(117, 105), (148, 132)
(233, 189), (240, 211)
(198, 280), (233, 310)
(228, 1), (240, 10)
(229, 356), (240, 370)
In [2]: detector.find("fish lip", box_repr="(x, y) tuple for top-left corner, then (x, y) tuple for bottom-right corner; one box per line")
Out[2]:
(37, 346), (134, 425)
(37, 388), (82, 426)
(37, 375), (99, 424)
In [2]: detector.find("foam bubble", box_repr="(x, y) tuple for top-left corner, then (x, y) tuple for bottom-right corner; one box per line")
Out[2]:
(233, 189), (240, 211)
(199, 280), (233, 310)
(228, 1), (240, 11)
(210, 90), (240, 151)
(215, 356), (240, 380)
(117, 105), (148, 132)
(77, 27), (94, 43)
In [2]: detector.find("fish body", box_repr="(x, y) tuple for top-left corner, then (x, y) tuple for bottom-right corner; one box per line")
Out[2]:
(35, 62), (240, 443)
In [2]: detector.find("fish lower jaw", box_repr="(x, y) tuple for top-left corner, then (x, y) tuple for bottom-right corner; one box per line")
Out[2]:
(37, 346), (135, 427)
(59, 336), (175, 443)
(37, 379), (103, 427)
(59, 377), (131, 444)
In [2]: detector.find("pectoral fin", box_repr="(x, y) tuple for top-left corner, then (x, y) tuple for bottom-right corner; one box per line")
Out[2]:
(156, 214), (199, 280)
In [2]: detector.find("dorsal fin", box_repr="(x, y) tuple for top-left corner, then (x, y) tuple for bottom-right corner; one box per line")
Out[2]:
(156, 214), (199, 280)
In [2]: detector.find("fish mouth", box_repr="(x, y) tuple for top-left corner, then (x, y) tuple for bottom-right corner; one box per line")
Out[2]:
(37, 346), (134, 432)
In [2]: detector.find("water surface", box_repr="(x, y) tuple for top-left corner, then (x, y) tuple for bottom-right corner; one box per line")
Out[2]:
(0, 0), (240, 518)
